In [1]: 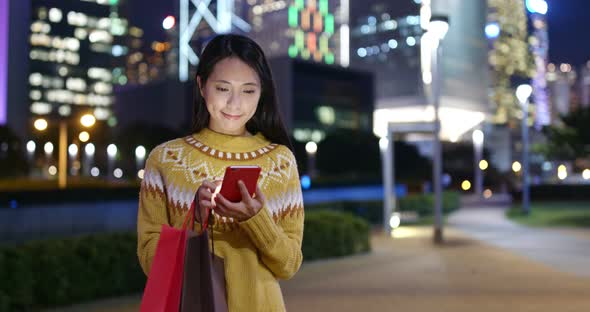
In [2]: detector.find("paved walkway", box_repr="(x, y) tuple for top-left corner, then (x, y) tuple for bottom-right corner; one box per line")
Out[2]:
(448, 205), (590, 277)
(45, 205), (590, 312)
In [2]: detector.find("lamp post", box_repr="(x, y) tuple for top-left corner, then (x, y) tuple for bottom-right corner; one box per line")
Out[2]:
(305, 141), (318, 179)
(380, 135), (394, 233)
(26, 140), (36, 166)
(472, 129), (484, 198)
(135, 145), (147, 175)
(428, 14), (449, 244)
(516, 84), (533, 215)
(107, 144), (117, 180)
(68, 143), (78, 176)
(84, 143), (95, 176)
(34, 113), (96, 189)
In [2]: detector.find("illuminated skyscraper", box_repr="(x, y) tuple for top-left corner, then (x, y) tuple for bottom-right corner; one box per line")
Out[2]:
(546, 63), (576, 120)
(526, 0), (550, 129)
(28, 0), (129, 128)
(352, 0), (489, 142)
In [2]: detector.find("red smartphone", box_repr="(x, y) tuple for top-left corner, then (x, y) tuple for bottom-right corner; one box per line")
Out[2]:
(217, 165), (262, 202)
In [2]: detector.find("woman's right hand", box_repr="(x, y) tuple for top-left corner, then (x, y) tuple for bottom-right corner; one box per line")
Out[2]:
(196, 179), (220, 214)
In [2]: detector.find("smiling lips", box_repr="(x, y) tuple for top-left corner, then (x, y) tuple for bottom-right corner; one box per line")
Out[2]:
(222, 112), (242, 120)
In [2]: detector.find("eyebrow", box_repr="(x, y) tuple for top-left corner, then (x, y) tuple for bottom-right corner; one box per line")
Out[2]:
(213, 80), (259, 87)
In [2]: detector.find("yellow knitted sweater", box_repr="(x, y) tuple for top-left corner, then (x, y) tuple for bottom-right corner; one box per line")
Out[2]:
(137, 127), (304, 312)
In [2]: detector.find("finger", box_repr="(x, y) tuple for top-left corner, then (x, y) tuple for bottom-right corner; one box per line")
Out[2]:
(254, 186), (266, 203)
(201, 180), (217, 191)
(215, 193), (232, 208)
(199, 199), (213, 210)
(213, 202), (234, 219)
(217, 193), (245, 211)
(237, 180), (253, 204)
(198, 189), (212, 202)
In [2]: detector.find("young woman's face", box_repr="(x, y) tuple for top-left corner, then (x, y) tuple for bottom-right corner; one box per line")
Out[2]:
(198, 57), (262, 136)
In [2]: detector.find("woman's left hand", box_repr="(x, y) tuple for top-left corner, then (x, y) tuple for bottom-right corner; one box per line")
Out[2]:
(213, 181), (266, 222)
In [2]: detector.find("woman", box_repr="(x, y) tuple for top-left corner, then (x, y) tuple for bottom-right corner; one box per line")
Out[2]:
(137, 34), (304, 311)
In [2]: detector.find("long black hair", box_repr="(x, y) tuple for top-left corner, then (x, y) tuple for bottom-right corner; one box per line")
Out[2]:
(192, 34), (293, 151)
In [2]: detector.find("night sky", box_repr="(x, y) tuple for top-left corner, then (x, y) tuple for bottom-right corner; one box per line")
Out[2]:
(128, 0), (590, 67)
(545, 0), (590, 66)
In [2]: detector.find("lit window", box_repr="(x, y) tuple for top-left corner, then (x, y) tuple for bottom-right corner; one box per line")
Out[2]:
(97, 17), (111, 30)
(66, 78), (87, 92)
(31, 102), (52, 115)
(29, 73), (43, 86)
(89, 30), (112, 43)
(88, 67), (112, 81)
(93, 107), (111, 120)
(65, 38), (80, 51)
(30, 90), (43, 101)
(93, 82), (113, 94)
(58, 105), (71, 116)
(74, 28), (88, 40)
(48, 8), (63, 23)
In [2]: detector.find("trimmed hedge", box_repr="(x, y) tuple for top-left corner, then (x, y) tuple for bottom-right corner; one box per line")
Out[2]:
(0, 211), (371, 311)
(0, 233), (145, 311)
(306, 191), (461, 224)
(302, 211), (371, 261)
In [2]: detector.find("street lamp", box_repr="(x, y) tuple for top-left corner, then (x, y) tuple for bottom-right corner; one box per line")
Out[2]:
(80, 114), (96, 128)
(107, 144), (117, 180)
(472, 129), (484, 198)
(68, 143), (78, 176)
(305, 141), (318, 179)
(428, 14), (449, 244)
(162, 15), (176, 30)
(380, 135), (394, 233)
(135, 145), (146, 174)
(34, 118), (48, 131)
(26, 140), (36, 164)
(516, 84), (533, 215)
(34, 113), (96, 189)
(84, 143), (95, 176)
(44, 142), (53, 159)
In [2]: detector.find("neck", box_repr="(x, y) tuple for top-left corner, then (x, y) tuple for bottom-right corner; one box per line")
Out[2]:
(208, 124), (250, 137)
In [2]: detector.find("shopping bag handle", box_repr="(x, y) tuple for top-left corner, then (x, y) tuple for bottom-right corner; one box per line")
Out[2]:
(182, 190), (216, 255)
(182, 193), (211, 234)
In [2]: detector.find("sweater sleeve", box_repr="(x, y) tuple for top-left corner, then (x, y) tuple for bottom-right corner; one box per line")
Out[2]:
(239, 147), (304, 280)
(137, 147), (169, 276)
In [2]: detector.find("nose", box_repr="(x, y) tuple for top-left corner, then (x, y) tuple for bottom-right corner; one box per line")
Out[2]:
(226, 91), (241, 110)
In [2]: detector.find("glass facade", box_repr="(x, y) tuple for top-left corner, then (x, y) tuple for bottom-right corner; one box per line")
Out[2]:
(28, 0), (128, 124)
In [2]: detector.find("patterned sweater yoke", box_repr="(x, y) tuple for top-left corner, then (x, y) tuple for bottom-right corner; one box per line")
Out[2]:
(137, 127), (304, 312)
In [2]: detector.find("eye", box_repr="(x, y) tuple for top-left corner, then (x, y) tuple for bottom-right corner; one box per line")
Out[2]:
(243, 90), (256, 94)
(216, 87), (229, 92)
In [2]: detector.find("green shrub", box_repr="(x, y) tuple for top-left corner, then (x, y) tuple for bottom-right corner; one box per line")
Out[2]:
(0, 212), (372, 310)
(303, 210), (371, 261)
(0, 233), (145, 311)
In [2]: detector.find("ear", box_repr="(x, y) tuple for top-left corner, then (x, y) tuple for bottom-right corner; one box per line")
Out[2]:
(196, 76), (205, 98)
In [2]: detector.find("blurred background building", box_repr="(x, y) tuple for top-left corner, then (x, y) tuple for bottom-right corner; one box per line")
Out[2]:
(350, 0), (489, 143)
(27, 0), (129, 130)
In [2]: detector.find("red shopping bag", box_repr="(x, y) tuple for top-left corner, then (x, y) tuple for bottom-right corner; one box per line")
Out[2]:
(139, 199), (208, 312)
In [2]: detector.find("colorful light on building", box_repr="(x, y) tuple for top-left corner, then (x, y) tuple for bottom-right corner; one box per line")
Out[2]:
(287, 0), (336, 64)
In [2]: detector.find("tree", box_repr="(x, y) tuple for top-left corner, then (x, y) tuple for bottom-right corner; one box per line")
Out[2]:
(488, 0), (535, 124)
(541, 106), (590, 160)
(0, 125), (28, 177)
(315, 129), (432, 185)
